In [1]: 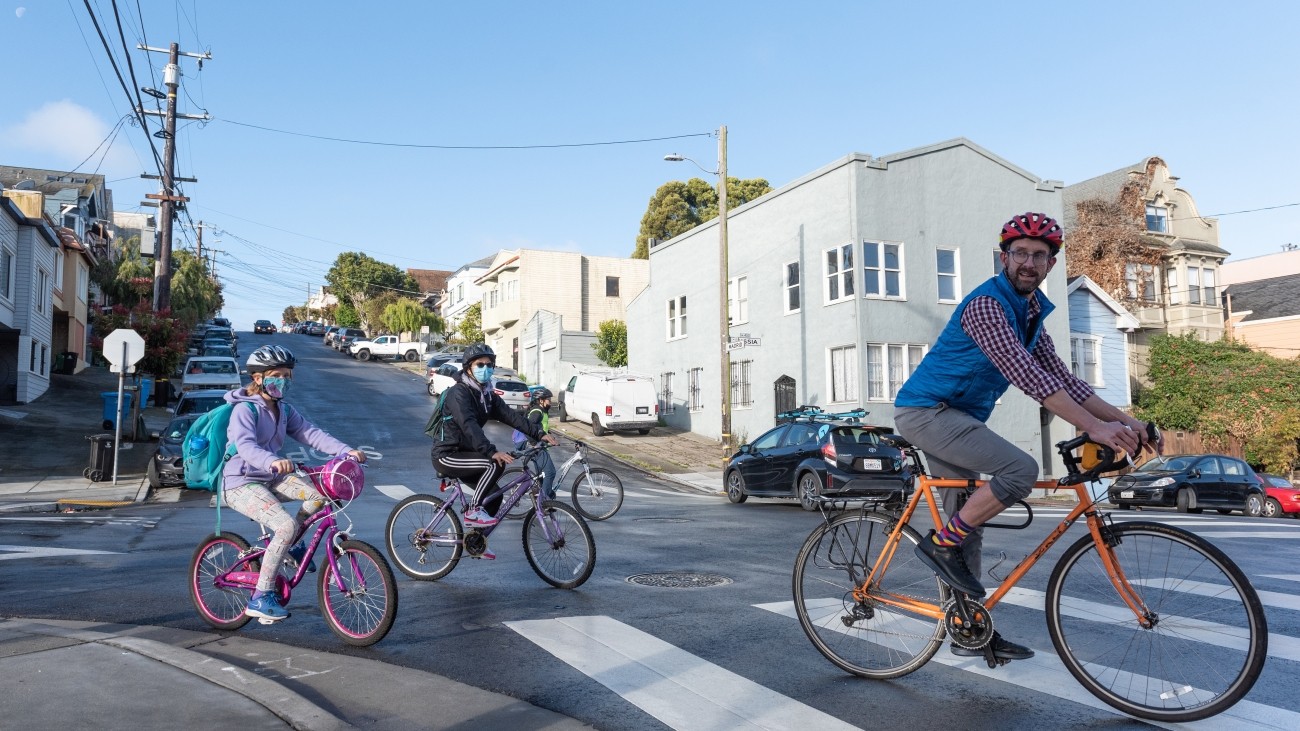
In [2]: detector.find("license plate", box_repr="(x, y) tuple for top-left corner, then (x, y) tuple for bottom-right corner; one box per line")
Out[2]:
(636, 406), (649, 414)
(1120, 490), (1135, 499)
(858, 458), (882, 471)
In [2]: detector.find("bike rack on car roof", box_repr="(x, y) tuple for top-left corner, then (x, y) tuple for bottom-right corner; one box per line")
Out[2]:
(776, 405), (869, 423)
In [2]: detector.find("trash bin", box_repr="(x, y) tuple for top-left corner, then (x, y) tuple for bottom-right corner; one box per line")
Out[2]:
(100, 391), (133, 431)
(154, 378), (173, 407)
(137, 377), (154, 409)
(54, 351), (77, 375)
(84, 434), (115, 482)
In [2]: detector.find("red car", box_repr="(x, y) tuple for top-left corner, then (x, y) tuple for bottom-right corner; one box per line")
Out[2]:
(1256, 473), (1300, 518)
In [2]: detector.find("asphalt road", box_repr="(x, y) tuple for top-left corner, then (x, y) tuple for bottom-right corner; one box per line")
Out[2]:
(2, 332), (1297, 730)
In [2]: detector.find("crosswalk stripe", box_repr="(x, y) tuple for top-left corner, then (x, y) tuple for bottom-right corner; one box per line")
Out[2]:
(755, 600), (1299, 730)
(1183, 531), (1300, 539)
(507, 615), (860, 731)
(373, 484), (415, 500)
(1131, 578), (1300, 612)
(1261, 574), (1300, 583)
(0, 545), (121, 561)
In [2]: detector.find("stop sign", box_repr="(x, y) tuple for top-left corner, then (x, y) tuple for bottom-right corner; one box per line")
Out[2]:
(103, 328), (146, 374)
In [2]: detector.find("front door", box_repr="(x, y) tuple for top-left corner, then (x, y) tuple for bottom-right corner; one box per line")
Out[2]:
(774, 375), (796, 419)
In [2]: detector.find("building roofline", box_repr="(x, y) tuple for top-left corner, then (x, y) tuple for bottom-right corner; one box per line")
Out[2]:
(1067, 275), (1142, 330)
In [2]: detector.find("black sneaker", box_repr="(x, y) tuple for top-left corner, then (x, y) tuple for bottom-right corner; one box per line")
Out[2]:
(914, 531), (985, 598)
(950, 631), (1034, 661)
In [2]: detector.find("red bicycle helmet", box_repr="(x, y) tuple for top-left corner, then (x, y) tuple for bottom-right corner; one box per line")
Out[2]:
(1000, 212), (1063, 254)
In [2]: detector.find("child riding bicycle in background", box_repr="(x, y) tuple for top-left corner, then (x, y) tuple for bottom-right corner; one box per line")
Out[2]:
(223, 344), (368, 622)
(513, 387), (558, 500)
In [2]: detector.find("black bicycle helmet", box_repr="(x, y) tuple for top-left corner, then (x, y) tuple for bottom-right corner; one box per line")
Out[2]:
(246, 344), (297, 373)
(461, 343), (496, 367)
(531, 387), (553, 401)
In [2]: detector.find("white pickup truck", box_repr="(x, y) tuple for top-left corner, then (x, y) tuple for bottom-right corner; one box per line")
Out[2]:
(350, 335), (428, 362)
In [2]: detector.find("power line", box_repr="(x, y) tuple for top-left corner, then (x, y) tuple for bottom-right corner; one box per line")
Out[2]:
(218, 119), (713, 150)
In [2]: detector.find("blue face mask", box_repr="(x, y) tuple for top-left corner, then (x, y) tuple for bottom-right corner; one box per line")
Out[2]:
(471, 365), (494, 384)
(262, 375), (291, 399)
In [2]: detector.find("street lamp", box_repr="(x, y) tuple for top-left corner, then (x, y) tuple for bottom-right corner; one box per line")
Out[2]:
(665, 125), (730, 454)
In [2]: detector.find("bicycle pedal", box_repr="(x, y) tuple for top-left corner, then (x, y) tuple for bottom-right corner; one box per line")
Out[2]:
(256, 616), (287, 625)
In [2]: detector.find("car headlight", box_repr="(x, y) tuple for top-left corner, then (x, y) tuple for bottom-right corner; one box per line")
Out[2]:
(1150, 477), (1175, 487)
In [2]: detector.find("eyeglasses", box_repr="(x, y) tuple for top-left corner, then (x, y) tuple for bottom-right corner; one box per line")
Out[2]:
(1006, 249), (1052, 265)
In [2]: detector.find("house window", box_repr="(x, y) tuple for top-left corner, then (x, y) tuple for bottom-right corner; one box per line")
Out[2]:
(728, 276), (748, 325)
(54, 251), (65, 290)
(731, 359), (753, 408)
(936, 248), (960, 303)
(77, 263), (88, 303)
(660, 371), (675, 414)
(824, 244), (854, 304)
(1125, 263), (1156, 302)
(666, 295), (687, 340)
(863, 241), (904, 298)
(505, 279), (517, 301)
(456, 283), (464, 303)
(1146, 204), (1168, 233)
(1187, 267), (1201, 305)
(36, 270), (49, 314)
(29, 341), (48, 376)
(0, 248), (12, 300)
(992, 248), (1004, 276)
(688, 367), (703, 412)
(829, 345), (858, 403)
(784, 261), (800, 314)
(1166, 267), (1180, 305)
(1070, 335), (1103, 387)
(606, 276), (619, 297)
(867, 342), (927, 400)
(1201, 267), (1216, 306)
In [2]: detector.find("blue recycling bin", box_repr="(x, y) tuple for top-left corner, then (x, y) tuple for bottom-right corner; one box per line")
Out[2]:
(137, 377), (154, 409)
(100, 391), (133, 430)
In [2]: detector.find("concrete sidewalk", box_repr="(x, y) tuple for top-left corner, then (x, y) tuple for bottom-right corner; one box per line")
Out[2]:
(0, 617), (590, 731)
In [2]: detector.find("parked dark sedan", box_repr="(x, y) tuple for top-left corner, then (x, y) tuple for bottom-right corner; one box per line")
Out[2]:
(1109, 454), (1264, 515)
(724, 410), (909, 510)
(148, 414), (199, 488)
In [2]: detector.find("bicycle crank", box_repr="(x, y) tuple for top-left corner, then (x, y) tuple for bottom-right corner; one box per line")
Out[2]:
(943, 596), (995, 652)
(463, 529), (488, 557)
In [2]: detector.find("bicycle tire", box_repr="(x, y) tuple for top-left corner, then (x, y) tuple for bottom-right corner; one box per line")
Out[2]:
(522, 500), (596, 589)
(1045, 521), (1267, 722)
(571, 467), (624, 521)
(385, 495), (463, 580)
(792, 511), (949, 679)
(189, 532), (256, 631)
(317, 539), (399, 647)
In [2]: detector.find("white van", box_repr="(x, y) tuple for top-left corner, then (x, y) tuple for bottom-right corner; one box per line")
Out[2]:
(558, 372), (659, 436)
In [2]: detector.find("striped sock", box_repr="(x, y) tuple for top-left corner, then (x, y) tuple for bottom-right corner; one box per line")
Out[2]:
(932, 513), (974, 547)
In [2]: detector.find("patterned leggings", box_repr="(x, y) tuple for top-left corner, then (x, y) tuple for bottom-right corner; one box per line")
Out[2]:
(224, 474), (325, 592)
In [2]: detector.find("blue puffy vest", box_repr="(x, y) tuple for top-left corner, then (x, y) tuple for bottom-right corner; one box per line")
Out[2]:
(894, 272), (1055, 422)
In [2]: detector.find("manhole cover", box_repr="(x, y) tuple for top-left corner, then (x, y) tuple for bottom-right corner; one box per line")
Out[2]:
(632, 517), (690, 523)
(626, 572), (733, 588)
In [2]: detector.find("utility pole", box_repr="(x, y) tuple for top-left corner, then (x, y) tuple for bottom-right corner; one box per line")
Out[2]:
(138, 42), (211, 312)
(195, 219), (203, 261)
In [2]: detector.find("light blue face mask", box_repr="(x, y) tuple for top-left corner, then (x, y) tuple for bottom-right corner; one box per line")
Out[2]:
(471, 365), (494, 384)
(262, 375), (291, 399)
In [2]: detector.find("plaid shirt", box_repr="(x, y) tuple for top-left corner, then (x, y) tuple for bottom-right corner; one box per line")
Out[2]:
(960, 293), (1095, 404)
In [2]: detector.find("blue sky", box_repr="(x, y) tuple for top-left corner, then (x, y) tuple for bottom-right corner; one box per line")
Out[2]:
(3, 1), (1298, 331)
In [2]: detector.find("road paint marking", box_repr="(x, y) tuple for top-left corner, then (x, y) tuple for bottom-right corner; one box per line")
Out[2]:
(1182, 531), (1300, 539)
(373, 484), (415, 500)
(1261, 574), (1300, 583)
(1131, 578), (1300, 612)
(507, 615), (859, 731)
(0, 545), (121, 561)
(0, 516), (156, 526)
(756, 599), (1299, 730)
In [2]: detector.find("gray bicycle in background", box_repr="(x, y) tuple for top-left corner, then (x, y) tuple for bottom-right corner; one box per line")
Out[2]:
(503, 439), (625, 521)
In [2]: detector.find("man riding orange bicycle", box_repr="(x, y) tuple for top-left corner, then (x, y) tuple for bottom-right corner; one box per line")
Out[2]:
(894, 212), (1162, 662)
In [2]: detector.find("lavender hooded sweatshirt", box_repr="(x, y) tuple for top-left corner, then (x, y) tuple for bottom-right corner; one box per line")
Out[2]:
(222, 388), (351, 491)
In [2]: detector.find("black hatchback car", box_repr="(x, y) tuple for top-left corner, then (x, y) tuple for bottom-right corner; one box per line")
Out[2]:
(254, 319), (276, 334)
(1108, 454), (1265, 515)
(148, 414), (199, 489)
(724, 409), (909, 510)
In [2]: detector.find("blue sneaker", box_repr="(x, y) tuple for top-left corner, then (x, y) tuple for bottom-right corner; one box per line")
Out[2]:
(245, 593), (289, 621)
(285, 541), (316, 573)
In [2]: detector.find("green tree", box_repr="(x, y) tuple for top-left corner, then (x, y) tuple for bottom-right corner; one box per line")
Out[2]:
(592, 319), (627, 367)
(325, 252), (418, 331)
(282, 305), (300, 324)
(170, 250), (223, 327)
(383, 298), (443, 338)
(334, 300), (361, 328)
(91, 302), (187, 378)
(455, 302), (483, 343)
(633, 176), (772, 258)
(90, 235), (153, 308)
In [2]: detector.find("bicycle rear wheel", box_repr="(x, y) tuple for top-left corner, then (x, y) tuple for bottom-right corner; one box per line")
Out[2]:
(793, 511), (949, 679)
(385, 495), (462, 580)
(318, 539), (399, 647)
(1046, 521), (1267, 722)
(571, 467), (624, 521)
(522, 501), (596, 589)
(189, 532), (256, 631)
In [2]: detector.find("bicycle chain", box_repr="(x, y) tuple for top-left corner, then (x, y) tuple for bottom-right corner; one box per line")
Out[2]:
(942, 598), (995, 650)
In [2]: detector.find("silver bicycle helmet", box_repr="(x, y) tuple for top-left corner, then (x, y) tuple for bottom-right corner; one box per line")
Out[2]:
(246, 344), (297, 373)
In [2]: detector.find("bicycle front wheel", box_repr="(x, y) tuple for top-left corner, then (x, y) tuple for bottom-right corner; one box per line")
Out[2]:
(522, 501), (596, 589)
(571, 467), (624, 521)
(385, 495), (463, 580)
(793, 511), (949, 679)
(189, 532), (256, 631)
(318, 539), (399, 647)
(1046, 521), (1267, 722)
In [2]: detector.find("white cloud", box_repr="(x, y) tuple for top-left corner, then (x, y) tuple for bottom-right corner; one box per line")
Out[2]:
(16, 7), (26, 19)
(2, 99), (138, 175)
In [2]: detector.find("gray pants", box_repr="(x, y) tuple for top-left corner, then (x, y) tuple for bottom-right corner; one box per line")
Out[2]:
(224, 474), (325, 592)
(894, 404), (1038, 577)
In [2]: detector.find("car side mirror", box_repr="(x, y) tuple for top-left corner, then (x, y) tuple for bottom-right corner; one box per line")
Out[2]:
(149, 430), (161, 440)
(240, 369), (248, 375)
(1188, 469), (1200, 478)
(738, 444), (752, 455)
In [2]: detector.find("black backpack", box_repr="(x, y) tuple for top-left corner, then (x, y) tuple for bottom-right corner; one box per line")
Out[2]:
(424, 388), (452, 440)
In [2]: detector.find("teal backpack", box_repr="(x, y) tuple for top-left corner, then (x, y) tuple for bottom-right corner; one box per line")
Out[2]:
(424, 389), (452, 440)
(182, 402), (256, 493)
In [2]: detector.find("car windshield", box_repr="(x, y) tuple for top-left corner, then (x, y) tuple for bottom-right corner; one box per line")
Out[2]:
(1134, 455), (1197, 472)
(177, 396), (225, 415)
(163, 416), (198, 442)
(190, 361), (237, 374)
(495, 380), (528, 391)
